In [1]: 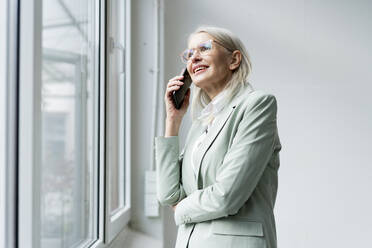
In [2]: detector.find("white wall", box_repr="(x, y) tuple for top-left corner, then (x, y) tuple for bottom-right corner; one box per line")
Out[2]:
(129, 0), (164, 245)
(162, 0), (372, 247)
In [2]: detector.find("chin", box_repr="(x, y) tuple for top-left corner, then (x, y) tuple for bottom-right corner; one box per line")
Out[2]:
(192, 73), (209, 87)
(193, 80), (209, 91)
(192, 80), (202, 88)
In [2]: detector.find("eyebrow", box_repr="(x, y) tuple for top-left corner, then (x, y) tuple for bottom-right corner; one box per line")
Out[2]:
(187, 40), (211, 50)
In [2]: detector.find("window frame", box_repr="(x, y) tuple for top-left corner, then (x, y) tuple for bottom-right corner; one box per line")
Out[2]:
(93, 0), (107, 247)
(0, 0), (5, 247)
(103, 0), (132, 243)
(18, 0), (43, 246)
(0, 0), (19, 247)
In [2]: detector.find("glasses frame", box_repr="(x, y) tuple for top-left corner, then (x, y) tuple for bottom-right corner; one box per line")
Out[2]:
(179, 39), (233, 64)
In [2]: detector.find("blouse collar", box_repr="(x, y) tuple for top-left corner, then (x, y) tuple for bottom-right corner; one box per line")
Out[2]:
(197, 89), (229, 126)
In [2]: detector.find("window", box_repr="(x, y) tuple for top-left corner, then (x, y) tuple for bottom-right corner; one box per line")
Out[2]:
(16, 0), (131, 247)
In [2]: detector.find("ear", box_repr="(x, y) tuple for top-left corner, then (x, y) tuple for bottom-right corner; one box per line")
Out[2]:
(229, 50), (242, 71)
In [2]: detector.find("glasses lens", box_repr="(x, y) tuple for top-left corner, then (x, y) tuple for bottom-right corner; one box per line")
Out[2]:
(186, 49), (194, 60)
(180, 40), (213, 63)
(181, 49), (193, 63)
(199, 40), (212, 53)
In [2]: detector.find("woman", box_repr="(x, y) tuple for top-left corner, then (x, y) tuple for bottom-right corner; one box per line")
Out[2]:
(155, 26), (282, 248)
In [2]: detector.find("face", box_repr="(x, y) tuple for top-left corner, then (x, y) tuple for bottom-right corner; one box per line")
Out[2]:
(186, 33), (234, 96)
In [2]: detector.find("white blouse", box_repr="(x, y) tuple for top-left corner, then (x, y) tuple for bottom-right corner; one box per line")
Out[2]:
(191, 89), (229, 177)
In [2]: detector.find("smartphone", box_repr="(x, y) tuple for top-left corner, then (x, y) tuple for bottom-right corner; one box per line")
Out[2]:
(172, 68), (192, 109)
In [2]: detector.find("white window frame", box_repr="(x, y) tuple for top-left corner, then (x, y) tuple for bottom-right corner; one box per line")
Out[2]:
(92, 0), (107, 247)
(0, 1), (10, 248)
(92, 1), (109, 247)
(17, 0), (42, 246)
(1, 0), (19, 247)
(18, 0), (43, 246)
(0, 0), (6, 246)
(104, 0), (132, 243)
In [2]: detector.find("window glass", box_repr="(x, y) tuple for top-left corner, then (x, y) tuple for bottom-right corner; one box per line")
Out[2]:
(40, 0), (97, 247)
(107, 0), (126, 214)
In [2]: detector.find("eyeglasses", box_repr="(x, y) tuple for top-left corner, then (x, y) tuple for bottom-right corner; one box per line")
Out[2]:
(180, 39), (232, 64)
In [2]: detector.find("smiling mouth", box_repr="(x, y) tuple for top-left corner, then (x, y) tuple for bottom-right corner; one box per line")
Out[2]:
(193, 66), (209, 75)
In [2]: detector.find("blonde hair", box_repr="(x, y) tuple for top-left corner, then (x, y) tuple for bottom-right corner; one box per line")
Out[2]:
(188, 26), (254, 120)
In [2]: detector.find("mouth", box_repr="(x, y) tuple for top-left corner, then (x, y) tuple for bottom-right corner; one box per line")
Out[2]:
(193, 65), (209, 75)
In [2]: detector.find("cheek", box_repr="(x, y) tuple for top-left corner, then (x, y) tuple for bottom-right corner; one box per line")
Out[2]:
(186, 62), (191, 71)
(213, 61), (229, 75)
(213, 55), (230, 71)
(187, 65), (193, 75)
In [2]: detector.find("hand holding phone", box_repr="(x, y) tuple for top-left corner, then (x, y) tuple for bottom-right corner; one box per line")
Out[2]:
(172, 68), (192, 109)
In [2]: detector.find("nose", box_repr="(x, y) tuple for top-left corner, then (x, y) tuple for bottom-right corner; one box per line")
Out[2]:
(190, 51), (202, 63)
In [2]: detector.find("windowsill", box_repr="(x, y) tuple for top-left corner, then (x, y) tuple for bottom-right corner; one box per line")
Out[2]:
(108, 225), (162, 248)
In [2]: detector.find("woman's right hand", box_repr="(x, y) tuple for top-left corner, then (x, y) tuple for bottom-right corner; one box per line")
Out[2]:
(164, 75), (191, 136)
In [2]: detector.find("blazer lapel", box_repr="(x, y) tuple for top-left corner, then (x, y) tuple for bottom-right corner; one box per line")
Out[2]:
(193, 105), (235, 188)
(193, 85), (254, 188)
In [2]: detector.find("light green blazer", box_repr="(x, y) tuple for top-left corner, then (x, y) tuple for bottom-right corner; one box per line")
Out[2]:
(155, 85), (282, 248)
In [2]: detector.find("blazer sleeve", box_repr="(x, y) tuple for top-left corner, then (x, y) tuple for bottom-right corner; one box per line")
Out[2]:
(174, 94), (278, 225)
(155, 136), (187, 206)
